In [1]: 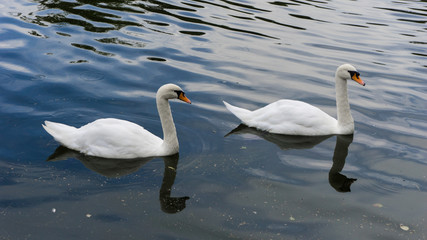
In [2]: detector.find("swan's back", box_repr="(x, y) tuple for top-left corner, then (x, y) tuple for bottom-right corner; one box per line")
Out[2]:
(43, 119), (163, 158)
(224, 100), (339, 135)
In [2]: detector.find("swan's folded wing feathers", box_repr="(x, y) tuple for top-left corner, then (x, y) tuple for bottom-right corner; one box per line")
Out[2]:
(244, 100), (338, 135)
(75, 118), (163, 158)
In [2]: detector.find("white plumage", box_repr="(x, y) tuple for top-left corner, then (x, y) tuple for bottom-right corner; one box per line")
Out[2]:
(224, 64), (365, 136)
(43, 84), (191, 159)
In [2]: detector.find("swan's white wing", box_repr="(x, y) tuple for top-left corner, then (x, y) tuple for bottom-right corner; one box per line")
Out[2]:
(75, 118), (163, 158)
(230, 100), (339, 135)
(52, 118), (162, 158)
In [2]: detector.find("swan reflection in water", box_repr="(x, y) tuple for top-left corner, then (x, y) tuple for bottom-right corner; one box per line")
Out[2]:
(226, 124), (357, 192)
(47, 147), (190, 213)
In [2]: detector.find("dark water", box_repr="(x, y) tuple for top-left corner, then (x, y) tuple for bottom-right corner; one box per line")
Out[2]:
(1, 0), (426, 239)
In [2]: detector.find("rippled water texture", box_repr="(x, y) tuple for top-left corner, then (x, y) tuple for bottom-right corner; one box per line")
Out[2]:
(0, 0), (426, 239)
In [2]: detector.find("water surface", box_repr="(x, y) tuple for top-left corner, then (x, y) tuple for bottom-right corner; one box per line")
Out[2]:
(1, 0), (426, 239)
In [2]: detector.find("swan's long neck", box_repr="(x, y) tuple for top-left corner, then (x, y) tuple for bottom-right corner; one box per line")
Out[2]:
(335, 75), (354, 132)
(156, 96), (179, 154)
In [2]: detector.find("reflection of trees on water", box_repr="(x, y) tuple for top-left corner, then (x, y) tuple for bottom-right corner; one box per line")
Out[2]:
(23, 0), (279, 37)
(47, 146), (189, 213)
(27, 0), (182, 33)
(226, 124), (357, 192)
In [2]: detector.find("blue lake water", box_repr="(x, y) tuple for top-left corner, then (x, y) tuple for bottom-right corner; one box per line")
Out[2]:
(1, 0), (426, 239)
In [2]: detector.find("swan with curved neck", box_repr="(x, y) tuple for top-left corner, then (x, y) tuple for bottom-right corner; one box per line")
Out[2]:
(43, 84), (191, 159)
(223, 64), (365, 136)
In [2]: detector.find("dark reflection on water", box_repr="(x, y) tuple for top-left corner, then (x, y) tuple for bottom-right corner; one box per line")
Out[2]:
(226, 124), (357, 192)
(47, 147), (190, 213)
(14, 0), (427, 62)
(329, 135), (357, 192)
(23, 0), (281, 40)
(29, 0), (141, 32)
(225, 124), (333, 150)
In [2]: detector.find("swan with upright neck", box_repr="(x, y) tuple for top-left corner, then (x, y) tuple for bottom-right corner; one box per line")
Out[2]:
(223, 64), (365, 136)
(43, 84), (191, 159)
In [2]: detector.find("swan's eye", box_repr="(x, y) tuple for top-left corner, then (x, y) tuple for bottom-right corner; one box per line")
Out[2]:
(174, 90), (183, 97)
(348, 71), (359, 78)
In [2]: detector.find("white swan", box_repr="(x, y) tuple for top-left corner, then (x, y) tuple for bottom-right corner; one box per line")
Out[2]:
(223, 64), (365, 136)
(43, 84), (191, 159)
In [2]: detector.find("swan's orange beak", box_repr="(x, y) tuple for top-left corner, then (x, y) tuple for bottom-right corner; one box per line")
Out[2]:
(351, 72), (365, 86)
(178, 92), (191, 104)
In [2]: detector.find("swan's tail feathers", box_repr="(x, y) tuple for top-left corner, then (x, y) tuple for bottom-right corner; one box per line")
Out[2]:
(42, 121), (78, 148)
(223, 101), (252, 122)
